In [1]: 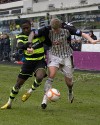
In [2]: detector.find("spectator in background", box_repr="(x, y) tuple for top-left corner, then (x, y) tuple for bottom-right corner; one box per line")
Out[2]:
(71, 35), (82, 51)
(2, 34), (11, 62)
(0, 34), (4, 61)
(86, 30), (97, 44)
(82, 30), (97, 44)
(89, 30), (97, 40)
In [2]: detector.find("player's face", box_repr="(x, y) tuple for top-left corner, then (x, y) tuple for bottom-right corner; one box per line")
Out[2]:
(89, 32), (92, 36)
(21, 23), (31, 35)
(51, 20), (61, 33)
(52, 27), (61, 34)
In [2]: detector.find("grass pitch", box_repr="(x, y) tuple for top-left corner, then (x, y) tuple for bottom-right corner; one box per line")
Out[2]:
(0, 64), (100, 125)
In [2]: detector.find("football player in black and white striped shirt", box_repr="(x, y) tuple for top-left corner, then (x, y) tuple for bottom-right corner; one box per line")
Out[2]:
(40, 18), (99, 109)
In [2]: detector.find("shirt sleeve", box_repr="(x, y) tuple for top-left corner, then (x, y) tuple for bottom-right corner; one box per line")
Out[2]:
(38, 26), (52, 47)
(63, 24), (82, 36)
(38, 26), (50, 37)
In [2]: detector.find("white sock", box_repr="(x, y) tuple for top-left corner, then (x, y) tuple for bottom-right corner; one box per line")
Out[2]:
(7, 98), (12, 105)
(27, 88), (33, 94)
(41, 94), (48, 104)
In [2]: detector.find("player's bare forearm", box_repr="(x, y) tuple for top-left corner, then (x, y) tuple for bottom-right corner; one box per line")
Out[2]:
(28, 31), (34, 43)
(81, 33), (98, 44)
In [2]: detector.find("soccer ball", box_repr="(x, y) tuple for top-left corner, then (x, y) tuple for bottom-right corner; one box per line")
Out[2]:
(46, 88), (60, 102)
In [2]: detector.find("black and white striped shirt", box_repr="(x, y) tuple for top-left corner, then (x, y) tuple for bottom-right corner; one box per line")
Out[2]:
(38, 24), (82, 58)
(49, 29), (73, 58)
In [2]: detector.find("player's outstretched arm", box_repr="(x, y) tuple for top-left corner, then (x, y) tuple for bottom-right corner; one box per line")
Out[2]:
(81, 33), (100, 44)
(28, 31), (35, 43)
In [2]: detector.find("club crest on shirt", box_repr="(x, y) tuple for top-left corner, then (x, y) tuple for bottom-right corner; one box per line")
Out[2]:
(76, 29), (81, 35)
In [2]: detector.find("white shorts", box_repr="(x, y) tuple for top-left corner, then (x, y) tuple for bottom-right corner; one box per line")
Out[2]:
(48, 54), (73, 78)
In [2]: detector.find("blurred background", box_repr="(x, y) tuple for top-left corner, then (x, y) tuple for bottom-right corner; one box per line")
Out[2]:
(0, 0), (100, 69)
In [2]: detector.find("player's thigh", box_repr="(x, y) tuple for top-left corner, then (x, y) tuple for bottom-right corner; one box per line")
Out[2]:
(62, 57), (73, 79)
(19, 61), (34, 79)
(34, 59), (47, 78)
(48, 66), (58, 78)
(48, 55), (61, 78)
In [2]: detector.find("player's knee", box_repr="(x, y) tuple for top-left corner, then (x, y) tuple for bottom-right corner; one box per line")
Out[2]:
(36, 77), (42, 83)
(36, 69), (46, 79)
(65, 77), (73, 86)
(36, 75), (44, 83)
(49, 73), (55, 79)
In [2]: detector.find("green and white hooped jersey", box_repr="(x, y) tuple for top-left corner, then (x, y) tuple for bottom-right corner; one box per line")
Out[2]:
(16, 34), (45, 61)
(24, 36), (45, 60)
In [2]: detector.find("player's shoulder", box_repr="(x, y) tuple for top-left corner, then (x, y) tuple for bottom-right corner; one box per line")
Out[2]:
(31, 28), (38, 35)
(15, 32), (22, 38)
(16, 32), (26, 36)
(38, 26), (51, 36)
(62, 22), (75, 29)
(39, 25), (51, 31)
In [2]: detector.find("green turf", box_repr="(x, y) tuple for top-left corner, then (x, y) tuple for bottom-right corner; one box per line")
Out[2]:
(0, 64), (100, 125)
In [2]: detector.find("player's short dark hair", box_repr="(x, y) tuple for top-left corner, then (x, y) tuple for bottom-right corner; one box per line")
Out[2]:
(89, 30), (93, 34)
(20, 19), (31, 27)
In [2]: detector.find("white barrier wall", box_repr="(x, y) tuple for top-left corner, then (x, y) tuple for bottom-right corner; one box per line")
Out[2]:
(0, 1), (23, 9)
(82, 44), (100, 52)
(93, 32), (100, 40)
(0, 0), (99, 12)
(0, 0), (100, 21)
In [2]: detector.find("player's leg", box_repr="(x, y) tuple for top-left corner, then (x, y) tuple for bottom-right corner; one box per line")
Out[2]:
(41, 55), (60, 109)
(1, 77), (27, 109)
(64, 76), (74, 103)
(22, 68), (46, 102)
(41, 66), (58, 109)
(22, 60), (47, 102)
(32, 68), (47, 90)
(62, 57), (74, 103)
(1, 62), (30, 109)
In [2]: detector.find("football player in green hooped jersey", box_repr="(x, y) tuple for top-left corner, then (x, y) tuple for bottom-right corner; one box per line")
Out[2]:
(1, 20), (52, 109)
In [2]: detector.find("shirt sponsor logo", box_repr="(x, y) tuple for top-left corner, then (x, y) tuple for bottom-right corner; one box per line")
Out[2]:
(76, 29), (81, 35)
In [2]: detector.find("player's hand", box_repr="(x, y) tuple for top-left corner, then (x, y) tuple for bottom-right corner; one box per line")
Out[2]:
(53, 40), (61, 45)
(27, 48), (34, 54)
(96, 39), (100, 44)
(91, 40), (100, 44)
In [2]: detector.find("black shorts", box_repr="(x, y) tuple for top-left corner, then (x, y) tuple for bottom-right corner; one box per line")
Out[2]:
(18, 59), (47, 80)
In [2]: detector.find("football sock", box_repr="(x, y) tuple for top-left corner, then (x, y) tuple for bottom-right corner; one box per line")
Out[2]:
(41, 94), (48, 104)
(33, 78), (41, 88)
(28, 78), (41, 93)
(44, 78), (53, 92)
(41, 78), (53, 105)
(68, 86), (73, 93)
(8, 87), (19, 104)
